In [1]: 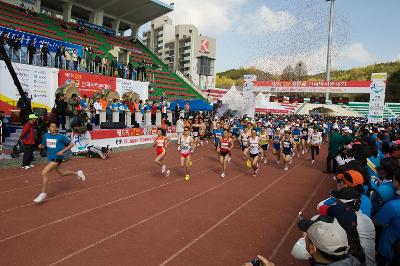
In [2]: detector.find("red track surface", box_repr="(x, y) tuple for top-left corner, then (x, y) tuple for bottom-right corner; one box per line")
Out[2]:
(0, 143), (335, 266)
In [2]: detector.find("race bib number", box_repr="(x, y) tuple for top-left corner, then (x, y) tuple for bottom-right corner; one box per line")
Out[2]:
(46, 139), (57, 148)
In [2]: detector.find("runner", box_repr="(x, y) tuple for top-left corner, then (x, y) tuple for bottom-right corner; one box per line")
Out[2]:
(180, 126), (195, 181)
(217, 129), (233, 178)
(212, 121), (224, 150)
(292, 124), (302, 158)
(259, 125), (270, 164)
(192, 117), (201, 147)
(199, 118), (207, 145)
(281, 131), (294, 171)
(301, 123), (309, 154)
(248, 129), (260, 176)
(272, 128), (282, 164)
(240, 127), (251, 167)
(153, 128), (170, 177)
(309, 126), (322, 164)
(33, 122), (86, 203)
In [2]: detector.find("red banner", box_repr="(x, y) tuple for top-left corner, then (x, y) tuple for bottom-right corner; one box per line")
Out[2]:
(58, 70), (116, 97)
(90, 126), (177, 140)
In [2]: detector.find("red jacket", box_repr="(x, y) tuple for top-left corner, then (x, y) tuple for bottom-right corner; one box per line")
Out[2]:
(20, 122), (36, 145)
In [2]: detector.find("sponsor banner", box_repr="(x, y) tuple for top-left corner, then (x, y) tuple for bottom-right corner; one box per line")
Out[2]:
(0, 61), (58, 111)
(255, 108), (289, 114)
(58, 70), (117, 98)
(0, 26), (83, 56)
(115, 78), (149, 101)
(77, 20), (115, 36)
(253, 80), (372, 94)
(368, 73), (387, 123)
(70, 126), (177, 153)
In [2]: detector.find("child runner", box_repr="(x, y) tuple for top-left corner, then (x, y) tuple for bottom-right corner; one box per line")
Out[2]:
(33, 122), (86, 203)
(292, 124), (302, 158)
(218, 129), (233, 178)
(281, 131), (294, 171)
(180, 126), (195, 181)
(248, 129), (260, 176)
(259, 125), (270, 164)
(272, 128), (281, 164)
(309, 126), (322, 164)
(153, 128), (170, 177)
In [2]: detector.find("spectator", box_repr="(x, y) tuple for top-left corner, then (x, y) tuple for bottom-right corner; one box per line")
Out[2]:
(40, 43), (50, 67)
(111, 57), (117, 76)
(27, 40), (36, 65)
(19, 114), (38, 169)
(55, 45), (65, 68)
(65, 49), (71, 69)
(12, 36), (21, 61)
(176, 116), (184, 144)
(161, 100), (168, 120)
(72, 49), (78, 70)
(94, 54), (101, 73)
(87, 52), (94, 73)
(0, 111), (9, 143)
(326, 125), (343, 173)
(17, 91), (32, 125)
(102, 57), (108, 75)
(66, 94), (80, 129)
(93, 97), (102, 126)
(174, 102), (181, 124)
(54, 94), (67, 130)
(374, 173), (400, 265)
(80, 95), (88, 110)
(151, 101), (158, 125)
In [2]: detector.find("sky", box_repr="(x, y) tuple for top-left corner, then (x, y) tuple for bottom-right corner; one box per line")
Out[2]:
(139, 0), (400, 75)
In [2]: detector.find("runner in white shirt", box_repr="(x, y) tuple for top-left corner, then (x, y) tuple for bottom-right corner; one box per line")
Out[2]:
(180, 126), (195, 181)
(309, 126), (322, 163)
(248, 129), (260, 176)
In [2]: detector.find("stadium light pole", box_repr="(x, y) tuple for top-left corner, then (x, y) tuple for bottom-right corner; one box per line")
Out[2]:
(325, 0), (335, 102)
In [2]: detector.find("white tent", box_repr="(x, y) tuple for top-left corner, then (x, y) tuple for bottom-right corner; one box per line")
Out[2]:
(220, 85), (242, 110)
(255, 92), (286, 113)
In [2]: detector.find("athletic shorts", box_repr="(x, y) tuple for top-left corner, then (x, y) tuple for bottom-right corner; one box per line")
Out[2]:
(302, 136), (308, 141)
(220, 150), (230, 157)
(50, 158), (63, 166)
(241, 145), (248, 151)
(261, 144), (269, 151)
(156, 147), (165, 156)
(249, 153), (259, 159)
(273, 143), (280, 150)
(180, 152), (192, 158)
(192, 132), (199, 138)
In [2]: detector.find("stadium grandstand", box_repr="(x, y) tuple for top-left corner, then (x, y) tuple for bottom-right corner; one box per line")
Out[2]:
(0, 0), (206, 104)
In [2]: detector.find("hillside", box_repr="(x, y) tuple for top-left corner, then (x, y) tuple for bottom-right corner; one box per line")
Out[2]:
(216, 61), (400, 102)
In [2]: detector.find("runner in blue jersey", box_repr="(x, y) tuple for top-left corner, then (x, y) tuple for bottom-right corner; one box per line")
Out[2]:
(272, 128), (282, 164)
(213, 122), (224, 150)
(33, 122), (86, 204)
(292, 124), (302, 158)
(281, 131), (294, 171)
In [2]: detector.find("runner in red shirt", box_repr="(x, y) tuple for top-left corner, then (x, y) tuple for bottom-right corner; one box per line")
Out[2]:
(153, 128), (170, 177)
(217, 129), (233, 178)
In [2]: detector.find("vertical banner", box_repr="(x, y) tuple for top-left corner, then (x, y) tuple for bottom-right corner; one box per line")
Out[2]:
(243, 75), (257, 118)
(0, 61), (58, 112)
(368, 73), (387, 123)
(58, 70), (117, 98)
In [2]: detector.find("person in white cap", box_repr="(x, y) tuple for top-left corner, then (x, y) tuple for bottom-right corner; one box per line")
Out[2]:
(33, 121), (86, 203)
(19, 113), (38, 169)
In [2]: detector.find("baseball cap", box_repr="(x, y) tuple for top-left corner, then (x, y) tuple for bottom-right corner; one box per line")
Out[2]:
(335, 170), (364, 187)
(298, 216), (349, 256)
(28, 114), (38, 120)
(327, 201), (358, 231)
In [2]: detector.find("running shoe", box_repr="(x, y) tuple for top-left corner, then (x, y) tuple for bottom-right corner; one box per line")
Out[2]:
(302, 150), (305, 155)
(33, 192), (47, 203)
(184, 175), (190, 181)
(289, 158), (293, 164)
(312, 160), (315, 164)
(165, 170), (170, 177)
(263, 159), (267, 164)
(77, 170), (86, 181)
(21, 166), (31, 170)
(284, 167), (288, 171)
(177, 146), (181, 151)
(29, 164), (35, 168)
(277, 160), (280, 164)
(189, 160), (193, 167)
(297, 154), (300, 158)
(220, 172), (225, 178)
(161, 165), (166, 173)
(246, 160), (252, 168)
(254, 168), (259, 175)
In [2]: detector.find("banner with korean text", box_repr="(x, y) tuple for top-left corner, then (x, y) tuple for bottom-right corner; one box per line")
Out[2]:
(0, 61), (58, 113)
(58, 70), (117, 98)
(368, 73), (387, 123)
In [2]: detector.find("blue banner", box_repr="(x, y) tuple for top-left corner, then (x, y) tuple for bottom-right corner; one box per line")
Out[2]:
(0, 26), (83, 56)
(77, 20), (115, 36)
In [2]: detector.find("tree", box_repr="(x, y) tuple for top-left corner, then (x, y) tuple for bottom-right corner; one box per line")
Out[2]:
(281, 65), (295, 80)
(294, 61), (307, 81)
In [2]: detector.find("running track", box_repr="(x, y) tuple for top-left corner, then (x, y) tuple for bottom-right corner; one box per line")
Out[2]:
(0, 143), (335, 265)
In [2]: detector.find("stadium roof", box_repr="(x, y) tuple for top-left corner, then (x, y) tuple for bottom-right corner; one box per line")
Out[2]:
(41, 0), (173, 30)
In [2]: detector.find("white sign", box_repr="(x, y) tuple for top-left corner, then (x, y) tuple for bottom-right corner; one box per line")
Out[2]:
(115, 78), (149, 101)
(368, 73), (387, 123)
(243, 75), (257, 118)
(0, 61), (58, 110)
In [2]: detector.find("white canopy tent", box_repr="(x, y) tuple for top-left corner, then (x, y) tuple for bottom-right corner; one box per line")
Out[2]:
(220, 85), (242, 110)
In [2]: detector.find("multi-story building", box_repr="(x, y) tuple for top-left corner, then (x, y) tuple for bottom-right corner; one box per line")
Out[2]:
(142, 16), (216, 91)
